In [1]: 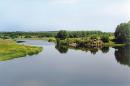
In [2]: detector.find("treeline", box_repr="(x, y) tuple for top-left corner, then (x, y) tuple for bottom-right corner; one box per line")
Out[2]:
(0, 31), (113, 39)
(67, 31), (112, 38)
(0, 31), (57, 39)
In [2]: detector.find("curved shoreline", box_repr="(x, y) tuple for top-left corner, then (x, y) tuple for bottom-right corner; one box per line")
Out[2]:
(0, 39), (43, 61)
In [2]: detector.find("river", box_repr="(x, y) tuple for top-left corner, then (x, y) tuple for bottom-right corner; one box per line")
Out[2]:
(0, 40), (130, 86)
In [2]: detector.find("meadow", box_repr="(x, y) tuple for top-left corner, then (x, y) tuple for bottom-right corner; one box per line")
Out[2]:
(0, 39), (42, 61)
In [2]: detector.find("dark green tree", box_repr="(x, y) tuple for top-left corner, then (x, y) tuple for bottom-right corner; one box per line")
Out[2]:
(24, 35), (32, 38)
(56, 30), (68, 39)
(115, 21), (130, 43)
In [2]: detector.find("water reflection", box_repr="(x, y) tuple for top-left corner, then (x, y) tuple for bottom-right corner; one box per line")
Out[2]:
(1, 39), (130, 69)
(55, 39), (68, 53)
(55, 40), (110, 55)
(90, 48), (99, 55)
(55, 39), (130, 67)
(55, 43), (110, 55)
(55, 44), (68, 53)
(1, 40), (130, 86)
(115, 45), (130, 67)
(101, 47), (110, 53)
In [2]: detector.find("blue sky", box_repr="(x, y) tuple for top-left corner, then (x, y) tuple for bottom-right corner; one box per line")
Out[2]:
(0, 0), (130, 32)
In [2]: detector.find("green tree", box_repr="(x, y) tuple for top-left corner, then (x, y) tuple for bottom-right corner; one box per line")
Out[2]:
(56, 30), (68, 39)
(24, 35), (32, 38)
(101, 35), (109, 43)
(90, 34), (98, 40)
(115, 21), (130, 43)
(10, 34), (18, 39)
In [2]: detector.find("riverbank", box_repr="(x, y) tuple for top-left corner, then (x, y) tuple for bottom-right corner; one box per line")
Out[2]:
(55, 38), (125, 54)
(57, 38), (125, 47)
(104, 42), (125, 47)
(16, 37), (56, 43)
(0, 39), (43, 61)
(16, 37), (125, 47)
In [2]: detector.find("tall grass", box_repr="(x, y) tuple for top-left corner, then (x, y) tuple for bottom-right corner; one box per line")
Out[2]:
(0, 39), (43, 61)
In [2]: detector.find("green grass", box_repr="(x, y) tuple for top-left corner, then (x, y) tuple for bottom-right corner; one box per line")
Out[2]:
(16, 37), (56, 42)
(0, 39), (43, 61)
(104, 42), (125, 47)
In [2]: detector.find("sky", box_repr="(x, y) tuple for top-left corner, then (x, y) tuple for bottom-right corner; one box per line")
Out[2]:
(0, 0), (130, 32)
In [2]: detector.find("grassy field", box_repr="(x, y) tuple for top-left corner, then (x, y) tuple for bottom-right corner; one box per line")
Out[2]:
(0, 39), (43, 61)
(104, 42), (125, 47)
(16, 37), (56, 43)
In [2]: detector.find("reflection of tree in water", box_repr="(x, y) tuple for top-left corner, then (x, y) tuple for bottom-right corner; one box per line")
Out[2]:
(55, 45), (68, 53)
(90, 46), (110, 55)
(55, 39), (111, 55)
(101, 47), (110, 53)
(55, 39), (68, 53)
(90, 48), (98, 55)
(115, 45), (130, 67)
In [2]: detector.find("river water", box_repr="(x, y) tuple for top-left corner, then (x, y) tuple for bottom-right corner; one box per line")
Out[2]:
(0, 40), (130, 86)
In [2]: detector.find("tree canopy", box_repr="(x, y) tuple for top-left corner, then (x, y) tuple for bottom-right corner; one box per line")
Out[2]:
(56, 30), (68, 39)
(101, 35), (109, 43)
(115, 21), (130, 43)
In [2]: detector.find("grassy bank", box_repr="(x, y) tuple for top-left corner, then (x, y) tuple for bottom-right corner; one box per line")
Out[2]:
(16, 37), (56, 43)
(0, 39), (43, 61)
(104, 42), (125, 47)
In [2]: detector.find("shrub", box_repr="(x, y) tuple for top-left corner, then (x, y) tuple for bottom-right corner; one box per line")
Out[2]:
(101, 35), (109, 43)
(90, 35), (98, 40)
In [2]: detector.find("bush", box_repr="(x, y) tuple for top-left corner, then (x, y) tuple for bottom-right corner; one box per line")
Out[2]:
(101, 35), (109, 43)
(90, 35), (98, 40)
(24, 35), (32, 38)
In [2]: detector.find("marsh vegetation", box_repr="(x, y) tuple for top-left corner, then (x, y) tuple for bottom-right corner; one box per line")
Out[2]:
(0, 39), (42, 61)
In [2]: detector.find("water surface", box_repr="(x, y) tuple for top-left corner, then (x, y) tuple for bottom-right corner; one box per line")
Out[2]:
(0, 40), (130, 86)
